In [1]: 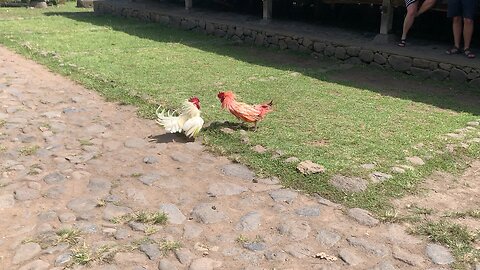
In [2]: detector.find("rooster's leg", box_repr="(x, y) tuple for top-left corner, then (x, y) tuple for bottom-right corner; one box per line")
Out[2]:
(253, 122), (257, 132)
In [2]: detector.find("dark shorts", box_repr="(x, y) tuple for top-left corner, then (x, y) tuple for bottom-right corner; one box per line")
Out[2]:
(447, 0), (477, 19)
(405, 0), (417, 8)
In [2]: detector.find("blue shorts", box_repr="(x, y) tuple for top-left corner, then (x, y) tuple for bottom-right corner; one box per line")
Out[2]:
(447, 0), (477, 19)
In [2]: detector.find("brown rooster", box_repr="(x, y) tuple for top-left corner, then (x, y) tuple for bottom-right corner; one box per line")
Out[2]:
(217, 91), (273, 130)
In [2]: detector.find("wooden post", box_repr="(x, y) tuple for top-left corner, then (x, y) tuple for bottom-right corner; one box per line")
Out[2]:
(185, 0), (192, 10)
(263, 0), (272, 20)
(379, 0), (393, 34)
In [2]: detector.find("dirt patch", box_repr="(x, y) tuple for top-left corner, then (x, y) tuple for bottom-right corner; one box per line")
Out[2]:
(393, 160), (480, 232)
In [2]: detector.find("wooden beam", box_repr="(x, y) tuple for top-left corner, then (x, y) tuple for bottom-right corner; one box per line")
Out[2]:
(263, 0), (272, 20)
(185, 0), (192, 10)
(379, 0), (393, 34)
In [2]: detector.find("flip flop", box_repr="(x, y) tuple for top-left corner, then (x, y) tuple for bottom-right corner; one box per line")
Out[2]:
(397, 39), (406, 47)
(445, 47), (460, 55)
(463, 48), (476, 59)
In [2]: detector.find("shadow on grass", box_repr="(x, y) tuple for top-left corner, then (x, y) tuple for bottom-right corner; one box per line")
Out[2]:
(43, 9), (480, 116)
(204, 121), (251, 132)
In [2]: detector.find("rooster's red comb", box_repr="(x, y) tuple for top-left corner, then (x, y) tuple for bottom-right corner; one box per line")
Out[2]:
(188, 96), (200, 103)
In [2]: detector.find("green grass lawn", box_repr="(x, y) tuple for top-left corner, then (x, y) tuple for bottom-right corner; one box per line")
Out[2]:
(0, 3), (479, 215)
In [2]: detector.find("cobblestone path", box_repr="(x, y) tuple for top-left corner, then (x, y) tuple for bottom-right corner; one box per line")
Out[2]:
(0, 46), (453, 270)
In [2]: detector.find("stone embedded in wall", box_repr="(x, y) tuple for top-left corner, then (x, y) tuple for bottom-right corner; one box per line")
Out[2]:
(299, 45), (310, 53)
(269, 44), (279, 49)
(412, 58), (434, 69)
(449, 68), (467, 82)
(373, 53), (386, 65)
(345, 57), (361, 65)
(214, 28), (226, 37)
(279, 40), (287, 50)
(251, 31), (258, 40)
(313, 42), (326, 53)
(267, 35), (276, 45)
(145, 12), (153, 21)
(151, 14), (160, 23)
(245, 36), (254, 44)
(205, 23), (215, 34)
(141, 11), (150, 21)
(297, 37), (304, 45)
(324, 46), (335, 57)
(302, 38), (313, 49)
(335, 47), (348, 60)
(128, 10), (140, 18)
(266, 35), (273, 44)
(227, 26), (235, 37)
(470, 78), (480, 87)
(359, 50), (374, 63)
(388, 55), (412, 72)
(234, 27), (243, 37)
(439, 63), (452, 71)
(255, 33), (265, 46)
(120, 8), (128, 17)
(431, 69), (449, 81)
(429, 61), (438, 70)
(286, 38), (300, 51)
(271, 35), (280, 45)
(244, 29), (252, 37)
(169, 16), (181, 27)
(130, 10), (139, 19)
(369, 62), (384, 70)
(263, 38), (270, 47)
(346, 46), (360, 56)
(467, 71), (480, 80)
(410, 67), (432, 79)
(232, 35), (243, 45)
(198, 19), (206, 30)
(180, 19), (196, 30)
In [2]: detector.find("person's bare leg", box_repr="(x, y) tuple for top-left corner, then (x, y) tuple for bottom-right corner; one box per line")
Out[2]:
(417, 0), (435, 16)
(401, 2), (419, 41)
(452, 16), (462, 49)
(463, 18), (474, 49)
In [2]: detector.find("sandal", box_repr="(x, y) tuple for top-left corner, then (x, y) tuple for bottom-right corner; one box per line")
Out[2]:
(445, 47), (461, 55)
(463, 48), (476, 59)
(398, 39), (406, 47)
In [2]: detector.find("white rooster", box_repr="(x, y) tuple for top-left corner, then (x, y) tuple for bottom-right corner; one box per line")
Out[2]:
(156, 97), (204, 138)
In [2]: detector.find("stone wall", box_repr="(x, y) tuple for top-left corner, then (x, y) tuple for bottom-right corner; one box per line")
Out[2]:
(93, 1), (480, 86)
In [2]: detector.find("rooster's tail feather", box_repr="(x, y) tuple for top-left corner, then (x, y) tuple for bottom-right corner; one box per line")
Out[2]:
(156, 106), (182, 133)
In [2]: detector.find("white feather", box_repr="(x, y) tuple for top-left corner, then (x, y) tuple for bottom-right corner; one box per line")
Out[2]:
(156, 108), (182, 133)
(182, 116), (204, 138)
(156, 100), (204, 138)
